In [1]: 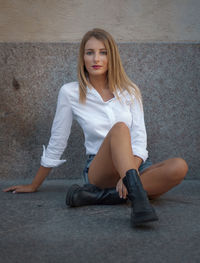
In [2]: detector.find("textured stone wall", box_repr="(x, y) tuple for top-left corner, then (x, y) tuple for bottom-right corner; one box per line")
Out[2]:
(0, 43), (199, 180)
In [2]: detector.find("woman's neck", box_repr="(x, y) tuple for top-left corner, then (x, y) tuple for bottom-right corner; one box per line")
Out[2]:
(88, 75), (108, 91)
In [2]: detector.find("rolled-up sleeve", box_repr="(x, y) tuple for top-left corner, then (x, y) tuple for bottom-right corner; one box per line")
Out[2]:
(130, 98), (148, 162)
(41, 85), (73, 167)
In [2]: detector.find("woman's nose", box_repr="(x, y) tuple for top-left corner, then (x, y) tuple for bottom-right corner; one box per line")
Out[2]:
(93, 52), (100, 62)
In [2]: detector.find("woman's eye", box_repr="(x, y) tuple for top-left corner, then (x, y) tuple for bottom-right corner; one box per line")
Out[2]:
(100, 51), (107, 55)
(86, 51), (93, 55)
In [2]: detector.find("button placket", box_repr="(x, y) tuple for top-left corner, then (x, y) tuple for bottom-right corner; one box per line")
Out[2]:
(106, 102), (115, 126)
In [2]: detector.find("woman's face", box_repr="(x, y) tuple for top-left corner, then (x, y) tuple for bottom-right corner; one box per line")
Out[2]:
(84, 37), (108, 78)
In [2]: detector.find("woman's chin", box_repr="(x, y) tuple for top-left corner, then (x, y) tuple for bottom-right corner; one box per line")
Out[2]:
(88, 71), (107, 78)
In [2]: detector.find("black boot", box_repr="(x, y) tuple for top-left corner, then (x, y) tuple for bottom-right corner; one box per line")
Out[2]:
(123, 169), (158, 227)
(66, 184), (127, 207)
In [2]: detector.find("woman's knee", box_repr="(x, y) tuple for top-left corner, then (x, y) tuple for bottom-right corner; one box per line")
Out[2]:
(167, 157), (188, 182)
(111, 122), (129, 134)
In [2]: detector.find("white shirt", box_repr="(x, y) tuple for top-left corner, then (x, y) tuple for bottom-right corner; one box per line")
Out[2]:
(41, 81), (148, 167)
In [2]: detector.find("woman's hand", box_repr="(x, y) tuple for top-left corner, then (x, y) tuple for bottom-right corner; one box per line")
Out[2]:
(3, 166), (52, 194)
(116, 178), (128, 199)
(3, 184), (37, 194)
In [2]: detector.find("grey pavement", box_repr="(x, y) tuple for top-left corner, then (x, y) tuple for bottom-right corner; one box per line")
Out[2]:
(1, 179), (200, 263)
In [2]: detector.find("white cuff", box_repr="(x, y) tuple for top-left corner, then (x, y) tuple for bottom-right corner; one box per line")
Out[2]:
(40, 145), (66, 168)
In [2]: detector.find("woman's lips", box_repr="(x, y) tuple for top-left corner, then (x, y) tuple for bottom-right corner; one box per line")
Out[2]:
(92, 65), (102, 69)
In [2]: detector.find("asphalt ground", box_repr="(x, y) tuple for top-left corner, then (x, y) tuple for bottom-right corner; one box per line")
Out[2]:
(1, 179), (200, 263)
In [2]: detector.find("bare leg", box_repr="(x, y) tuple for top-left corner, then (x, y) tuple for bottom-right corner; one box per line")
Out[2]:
(140, 158), (188, 199)
(88, 122), (137, 188)
(88, 122), (188, 197)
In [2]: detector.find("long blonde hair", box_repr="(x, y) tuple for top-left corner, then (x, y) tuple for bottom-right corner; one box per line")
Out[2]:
(78, 28), (142, 105)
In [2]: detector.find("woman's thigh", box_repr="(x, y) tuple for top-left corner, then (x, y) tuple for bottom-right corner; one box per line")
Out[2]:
(88, 131), (120, 188)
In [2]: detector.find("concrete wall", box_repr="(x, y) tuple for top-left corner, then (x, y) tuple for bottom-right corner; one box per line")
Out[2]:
(0, 0), (200, 42)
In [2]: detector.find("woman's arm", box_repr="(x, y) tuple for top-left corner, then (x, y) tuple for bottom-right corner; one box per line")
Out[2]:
(130, 98), (148, 163)
(41, 84), (73, 167)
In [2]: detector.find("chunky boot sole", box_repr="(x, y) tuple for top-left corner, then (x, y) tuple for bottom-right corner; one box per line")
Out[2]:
(131, 208), (158, 227)
(66, 184), (81, 207)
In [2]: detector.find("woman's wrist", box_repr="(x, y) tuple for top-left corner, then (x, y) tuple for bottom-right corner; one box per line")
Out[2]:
(31, 166), (52, 190)
(30, 183), (38, 192)
(133, 155), (143, 170)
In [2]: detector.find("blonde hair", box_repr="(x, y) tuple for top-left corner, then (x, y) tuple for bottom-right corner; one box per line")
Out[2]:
(78, 28), (142, 105)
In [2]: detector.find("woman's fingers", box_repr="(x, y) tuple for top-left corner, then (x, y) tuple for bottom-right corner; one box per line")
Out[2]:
(3, 186), (20, 192)
(3, 184), (35, 193)
(116, 180), (122, 197)
(122, 184), (127, 199)
(116, 179), (127, 199)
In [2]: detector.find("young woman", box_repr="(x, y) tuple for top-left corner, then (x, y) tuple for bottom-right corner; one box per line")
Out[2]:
(4, 28), (188, 227)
